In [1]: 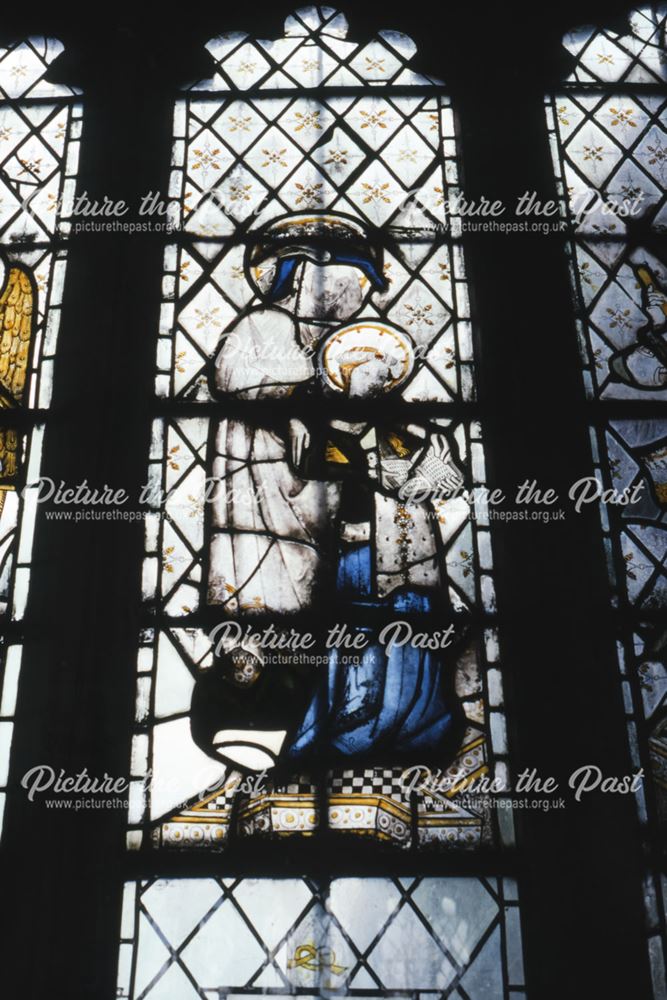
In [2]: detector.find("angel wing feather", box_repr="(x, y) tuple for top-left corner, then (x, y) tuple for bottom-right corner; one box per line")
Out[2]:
(0, 264), (34, 406)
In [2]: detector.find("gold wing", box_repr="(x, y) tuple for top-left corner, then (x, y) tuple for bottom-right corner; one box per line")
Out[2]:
(0, 262), (35, 490)
(0, 263), (34, 407)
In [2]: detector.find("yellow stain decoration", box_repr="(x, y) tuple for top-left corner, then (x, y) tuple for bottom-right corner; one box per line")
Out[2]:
(325, 443), (349, 464)
(0, 266), (34, 405)
(386, 432), (410, 457)
(0, 428), (18, 480)
(287, 943), (347, 977)
(0, 263), (35, 488)
(637, 265), (667, 316)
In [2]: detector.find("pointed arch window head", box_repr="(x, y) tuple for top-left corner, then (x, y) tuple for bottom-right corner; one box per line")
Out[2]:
(0, 36), (83, 835)
(192, 6), (440, 92)
(562, 6), (667, 85)
(0, 37), (82, 242)
(161, 6), (470, 405)
(0, 37), (80, 100)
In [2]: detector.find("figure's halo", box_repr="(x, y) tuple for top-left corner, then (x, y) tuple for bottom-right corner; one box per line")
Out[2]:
(319, 321), (415, 394)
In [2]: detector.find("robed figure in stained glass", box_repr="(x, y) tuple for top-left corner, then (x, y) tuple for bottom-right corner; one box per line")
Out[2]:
(133, 7), (502, 851)
(191, 214), (470, 772)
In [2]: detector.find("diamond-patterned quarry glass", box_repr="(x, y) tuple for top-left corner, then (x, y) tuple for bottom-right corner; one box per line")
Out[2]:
(548, 8), (667, 996)
(0, 36), (82, 835)
(546, 6), (667, 400)
(117, 877), (525, 1000)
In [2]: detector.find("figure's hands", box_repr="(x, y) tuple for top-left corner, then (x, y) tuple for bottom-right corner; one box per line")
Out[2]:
(397, 433), (464, 501)
(646, 285), (667, 329)
(288, 418), (311, 470)
(611, 340), (667, 388)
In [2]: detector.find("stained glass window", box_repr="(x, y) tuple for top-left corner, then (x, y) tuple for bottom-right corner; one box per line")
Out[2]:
(547, 6), (667, 996)
(128, 6), (514, 856)
(3, 6), (666, 997)
(0, 36), (82, 833)
(117, 6), (525, 997)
